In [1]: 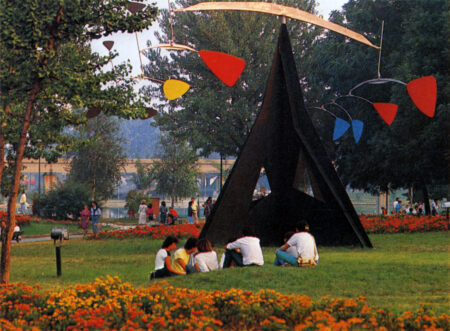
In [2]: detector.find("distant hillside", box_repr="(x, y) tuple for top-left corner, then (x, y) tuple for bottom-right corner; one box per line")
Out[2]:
(118, 119), (161, 158)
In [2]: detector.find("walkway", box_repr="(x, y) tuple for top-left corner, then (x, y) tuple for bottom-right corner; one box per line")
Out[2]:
(10, 222), (137, 244)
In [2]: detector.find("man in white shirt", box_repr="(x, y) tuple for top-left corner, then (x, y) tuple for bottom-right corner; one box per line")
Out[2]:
(223, 227), (264, 267)
(277, 221), (319, 267)
(274, 231), (297, 266)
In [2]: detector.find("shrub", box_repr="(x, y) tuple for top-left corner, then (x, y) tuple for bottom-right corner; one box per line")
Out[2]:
(87, 223), (202, 240)
(32, 181), (91, 220)
(124, 189), (152, 214)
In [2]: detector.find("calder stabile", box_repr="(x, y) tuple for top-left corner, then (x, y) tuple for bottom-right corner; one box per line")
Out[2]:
(200, 24), (372, 248)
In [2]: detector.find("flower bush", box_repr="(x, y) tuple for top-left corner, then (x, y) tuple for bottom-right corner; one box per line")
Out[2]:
(0, 276), (448, 330)
(360, 215), (449, 234)
(87, 215), (448, 240)
(86, 224), (202, 240)
(0, 211), (31, 226)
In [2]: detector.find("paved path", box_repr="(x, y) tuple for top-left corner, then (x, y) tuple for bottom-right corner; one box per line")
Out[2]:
(11, 222), (137, 244)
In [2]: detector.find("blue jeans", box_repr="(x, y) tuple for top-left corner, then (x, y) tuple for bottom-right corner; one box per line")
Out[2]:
(223, 249), (244, 268)
(91, 215), (99, 234)
(275, 249), (298, 266)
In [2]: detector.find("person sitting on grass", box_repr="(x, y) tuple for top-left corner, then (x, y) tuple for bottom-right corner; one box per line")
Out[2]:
(274, 231), (296, 266)
(12, 225), (23, 243)
(172, 237), (198, 275)
(146, 203), (154, 223)
(194, 238), (219, 272)
(168, 207), (178, 225)
(223, 227), (264, 268)
(276, 220), (319, 267)
(151, 235), (184, 279)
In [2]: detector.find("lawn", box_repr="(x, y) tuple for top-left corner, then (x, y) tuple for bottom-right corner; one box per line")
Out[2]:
(7, 231), (449, 315)
(19, 220), (83, 237)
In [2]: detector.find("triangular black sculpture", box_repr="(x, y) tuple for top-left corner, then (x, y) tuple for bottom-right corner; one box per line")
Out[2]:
(201, 24), (372, 248)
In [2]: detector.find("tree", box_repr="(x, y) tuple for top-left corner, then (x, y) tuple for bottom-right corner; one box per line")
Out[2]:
(69, 114), (126, 201)
(305, 0), (449, 209)
(150, 135), (199, 207)
(124, 189), (151, 217)
(0, 0), (158, 283)
(144, 0), (320, 158)
(131, 160), (154, 193)
(33, 181), (91, 220)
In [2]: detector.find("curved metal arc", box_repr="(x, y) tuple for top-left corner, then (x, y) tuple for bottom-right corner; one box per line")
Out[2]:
(349, 78), (406, 95)
(309, 106), (337, 119)
(174, 2), (379, 49)
(336, 94), (373, 105)
(324, 102), (353, 122)
(131, 74), (165, 84)
(140, 43), (198, 53)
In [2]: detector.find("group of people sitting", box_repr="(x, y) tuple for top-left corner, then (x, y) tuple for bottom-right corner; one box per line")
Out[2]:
(150, 220), (319, 279)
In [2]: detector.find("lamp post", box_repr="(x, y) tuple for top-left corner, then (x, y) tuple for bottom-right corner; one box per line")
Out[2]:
(37, 140), (42, 217)
(38, 155), (41, 197)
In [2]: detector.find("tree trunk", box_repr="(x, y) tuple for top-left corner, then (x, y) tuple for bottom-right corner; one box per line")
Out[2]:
(91, 177), (96, 201)
(385, 189), (390, 214)
(0, 80), (40, 284)
(422, 183), (431, 215)
(0, 126), (5, 184)
(408, 185), (414, 205)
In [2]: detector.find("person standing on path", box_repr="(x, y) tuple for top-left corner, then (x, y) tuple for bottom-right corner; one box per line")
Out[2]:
(191, 197), (199, 223)
(19, 191), (27, 214)
(187, 201), (194, 224)
(90, 201), (101, 235)
(159, 201), (168, 224)
(203, 197), (212, 221)
(80, 204), (90, 237)
(138, 199), (147, 225)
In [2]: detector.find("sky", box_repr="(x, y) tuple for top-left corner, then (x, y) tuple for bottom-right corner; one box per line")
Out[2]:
(91, 0), (347, 79)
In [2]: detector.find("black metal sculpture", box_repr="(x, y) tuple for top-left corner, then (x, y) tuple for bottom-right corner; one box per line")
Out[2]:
(200, 24), (372, 248)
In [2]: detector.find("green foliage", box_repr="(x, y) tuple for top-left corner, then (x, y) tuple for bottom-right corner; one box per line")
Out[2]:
(0, 0), (159, 282)
(131, 160), (153, 192)
(68, 114), (126, 201)
(33, 181), (91, 220)
(124, 189), (151, 214)
(306, 0), (449, 194)
(149, 135), (199, 206)
(144, 0), (320, 157)
(0, 0), (159, 162)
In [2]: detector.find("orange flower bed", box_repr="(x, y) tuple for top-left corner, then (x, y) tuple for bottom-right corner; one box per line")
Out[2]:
(0, 276), (448, 330)
(87, 224), (202, 240)
(360, 215), (448, 234)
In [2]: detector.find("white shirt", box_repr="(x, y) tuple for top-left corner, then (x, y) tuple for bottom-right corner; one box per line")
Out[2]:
(287, 232), (319, 263)
(226, 236), (264, 266)
(285, 245), (297, 257)
(154, 248), (169, 270)
(138, 204), (147, 215)
(194, 251), (219, 272)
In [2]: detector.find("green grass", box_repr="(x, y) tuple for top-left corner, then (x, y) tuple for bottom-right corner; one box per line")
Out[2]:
(20, 221), (83, 237)
(7, 232), (449, 315)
